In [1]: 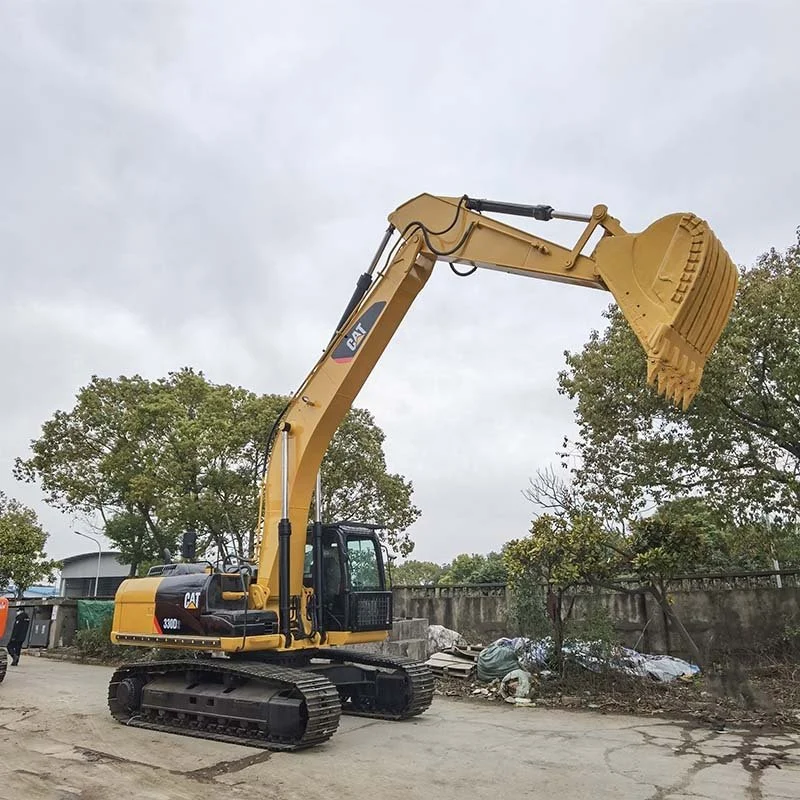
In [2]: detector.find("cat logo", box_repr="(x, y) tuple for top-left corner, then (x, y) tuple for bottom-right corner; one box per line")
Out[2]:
(331, 301), (386, 364)
(345, 323), (367, 352)
(183, 591), (201, 610)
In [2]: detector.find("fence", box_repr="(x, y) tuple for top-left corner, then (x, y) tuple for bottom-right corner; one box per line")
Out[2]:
(392, 570), (800, 659)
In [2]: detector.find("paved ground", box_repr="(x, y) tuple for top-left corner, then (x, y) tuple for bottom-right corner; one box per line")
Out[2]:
(0, 656), (798, 800)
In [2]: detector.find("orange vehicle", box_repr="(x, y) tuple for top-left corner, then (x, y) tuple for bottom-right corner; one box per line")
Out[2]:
(0, 597), (8, 683)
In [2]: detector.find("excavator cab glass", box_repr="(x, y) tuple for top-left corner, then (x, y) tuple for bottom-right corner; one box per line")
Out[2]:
(304, 523), (392, 633)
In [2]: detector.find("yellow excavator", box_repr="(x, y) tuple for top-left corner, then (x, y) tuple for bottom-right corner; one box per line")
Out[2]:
(108, 193), (738, 750)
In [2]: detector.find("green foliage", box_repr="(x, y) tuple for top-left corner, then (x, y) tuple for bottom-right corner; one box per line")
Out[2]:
(438, 551), (507, 585)
(627, 503), (715, 583)
(105, 512), (168, 579)
(389, 559), (444, 586)
(507, 581), (550, 639)
(389, 550), (508, 587)
(505, 514), (612, 589)
(74, 615), (129, 661)
(319, 407), (420, 557)
(557, 226), (800, 562)
(724, 517), (800, 571)
(504, 514), (612, 662)
(15, 368), (420, 569)
(0, 492), (60, 596)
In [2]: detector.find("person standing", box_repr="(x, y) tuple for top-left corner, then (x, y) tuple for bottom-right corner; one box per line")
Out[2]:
(7, 608), (30, 666)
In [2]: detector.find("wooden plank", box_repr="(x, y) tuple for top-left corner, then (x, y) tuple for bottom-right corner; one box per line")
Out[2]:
(426, 651), (476, 678)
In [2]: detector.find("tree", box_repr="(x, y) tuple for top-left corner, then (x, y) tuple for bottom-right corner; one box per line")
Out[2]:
(103, 511), (170, 578)
(438, 551), (507, 585)
(650, 497), (792, 572)
(733, 517), (800, 571)
(621, 503), (716, 666)
(522, 470), (720, 665)
(0, 492), (60, 596)
(389, 559), (444, 586)
(504, 514), (610, 663)
(388, 550), (510, 586)
(15, 368), (420, 571)
(319, 407), (420, 556)
(523, 465), (582, 523)
(557, 226), (800, 554)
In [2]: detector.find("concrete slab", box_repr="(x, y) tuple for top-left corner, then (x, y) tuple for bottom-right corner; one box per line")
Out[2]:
(343, 617), (429, 660)
(0, 655), (798, 800)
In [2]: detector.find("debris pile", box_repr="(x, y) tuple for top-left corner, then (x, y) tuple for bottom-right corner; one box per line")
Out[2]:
(507, 636), (701, 683)
(426, 644), (482, 680)
(425, 630), (700, 686)
(425, 627), (800, 731)
(427, 624), (468, 655)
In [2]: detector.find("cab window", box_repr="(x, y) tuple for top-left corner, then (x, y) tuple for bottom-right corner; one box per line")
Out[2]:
(346, 536), (381, 591)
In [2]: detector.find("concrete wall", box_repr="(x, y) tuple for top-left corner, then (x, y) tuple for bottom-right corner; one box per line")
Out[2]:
(13, 583), (799, 660)
(659, 585), (800, 658)
(393, 585), (509, 643)
(343, 617), (429, 661)
(392, 581), (800, 659)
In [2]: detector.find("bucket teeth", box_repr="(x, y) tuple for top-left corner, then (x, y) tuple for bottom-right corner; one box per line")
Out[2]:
(646, 325), (702, 409)
(648, 363), (694, 410)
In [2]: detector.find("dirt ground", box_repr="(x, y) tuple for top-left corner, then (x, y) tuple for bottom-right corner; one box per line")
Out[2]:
(1, 655), (799, 800)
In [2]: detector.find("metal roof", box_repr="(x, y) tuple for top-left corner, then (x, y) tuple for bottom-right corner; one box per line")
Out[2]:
(59, 550), (125, 565)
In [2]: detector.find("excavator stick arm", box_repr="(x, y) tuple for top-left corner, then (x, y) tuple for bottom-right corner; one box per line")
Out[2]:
(388, 194), (608, 289)
(390, 194), (738, 409)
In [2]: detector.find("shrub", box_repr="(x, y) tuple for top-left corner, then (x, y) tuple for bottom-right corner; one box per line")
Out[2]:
(74, 615), (130, 661)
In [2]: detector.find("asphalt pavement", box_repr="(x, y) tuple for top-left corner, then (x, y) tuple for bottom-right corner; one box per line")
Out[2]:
(0, 655), (798, 799)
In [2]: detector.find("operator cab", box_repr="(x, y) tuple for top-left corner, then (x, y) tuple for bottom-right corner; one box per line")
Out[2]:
(304, 523), (392, 632)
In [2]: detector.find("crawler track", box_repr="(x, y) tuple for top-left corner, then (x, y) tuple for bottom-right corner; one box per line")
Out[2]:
(315, 648), (435, 720)
(0, 649), (7, 683)
(108, 659), (341, 751)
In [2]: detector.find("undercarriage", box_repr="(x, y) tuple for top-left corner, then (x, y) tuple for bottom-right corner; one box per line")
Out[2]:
(107, 648), (433, 750)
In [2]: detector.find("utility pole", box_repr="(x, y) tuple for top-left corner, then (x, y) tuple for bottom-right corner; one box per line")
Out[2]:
(74, 530), (102, 597)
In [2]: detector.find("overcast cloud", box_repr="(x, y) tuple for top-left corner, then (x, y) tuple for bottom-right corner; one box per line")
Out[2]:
(1, 1), (798, 565)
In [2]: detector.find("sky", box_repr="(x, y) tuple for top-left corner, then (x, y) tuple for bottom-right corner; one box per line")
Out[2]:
(1, 1), (798, 565)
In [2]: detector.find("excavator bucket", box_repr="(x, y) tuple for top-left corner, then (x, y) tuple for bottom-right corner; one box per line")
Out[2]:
(593, 212), (738, 409)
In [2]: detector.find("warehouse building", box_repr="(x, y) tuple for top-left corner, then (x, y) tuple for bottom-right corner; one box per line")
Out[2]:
(58, 551), (132, 598)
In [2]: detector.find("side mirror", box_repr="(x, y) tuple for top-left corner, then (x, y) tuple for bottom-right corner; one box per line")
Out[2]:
(181, 529), (197, 561)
